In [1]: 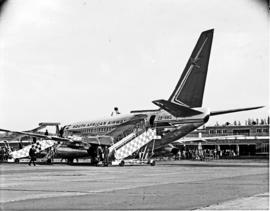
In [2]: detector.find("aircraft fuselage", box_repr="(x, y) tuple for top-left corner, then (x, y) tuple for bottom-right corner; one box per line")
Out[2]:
(63, 107), (210, 149)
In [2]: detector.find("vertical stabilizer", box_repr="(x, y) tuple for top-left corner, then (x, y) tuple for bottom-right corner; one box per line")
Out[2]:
(168, 29), (214, 108)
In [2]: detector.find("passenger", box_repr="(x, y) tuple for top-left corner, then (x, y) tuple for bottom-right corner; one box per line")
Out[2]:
(59, 127), (64, 137)
(28, 145), (36, 166)
(133, 125), (139, 135)
(213, 149), (217, 159)
(103, 146), (109, 166)
(18, 140), (23, 149)
(232, 150), (236, 158)
(209, 149), (213, 158)
(217, 149), (220, 159)
(0, 147), (4, 161)
(175, 151), (181, 160)
(220, 150), (223, 158)
(45, 130), (49, 136)
(144, 119), (150, 131)
(110, 148), (116, 161)
(97, 145), (103, 162)
(88, 145), (97, 165)
(182, 150), (186, 159)
(2, 147), (8, 160)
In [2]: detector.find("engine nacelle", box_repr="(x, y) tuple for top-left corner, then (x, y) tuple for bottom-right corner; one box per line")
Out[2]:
(163, 145), (179, 155)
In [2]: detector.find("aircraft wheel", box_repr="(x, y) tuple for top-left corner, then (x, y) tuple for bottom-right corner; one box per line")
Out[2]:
(150, 160), (156, 166)
(67, 158), (73, 164)
(119, 160), (125, 166)
(47, 159), (52, 164)
(15, 158), (19, 163)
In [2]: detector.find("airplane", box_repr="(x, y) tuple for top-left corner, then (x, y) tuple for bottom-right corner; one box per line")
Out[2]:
(0, 122), (91, 164)
(0, 29), (263, 165)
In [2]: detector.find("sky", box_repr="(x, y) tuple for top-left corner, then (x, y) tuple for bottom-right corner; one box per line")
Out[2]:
(0, 0), (269, 130)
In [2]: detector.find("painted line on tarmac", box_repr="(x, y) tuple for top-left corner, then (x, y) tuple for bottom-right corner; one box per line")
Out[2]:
(195, 192), (269, 210)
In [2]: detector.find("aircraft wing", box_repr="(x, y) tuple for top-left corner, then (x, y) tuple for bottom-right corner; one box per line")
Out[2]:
(0, 128), (71, 142)
(106, 114), (147, 137)
(0, 125), (49, 141)
(0, 128), (112, 147)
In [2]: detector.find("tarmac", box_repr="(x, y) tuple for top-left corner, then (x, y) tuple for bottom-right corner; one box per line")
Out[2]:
(0, 159), (269, 210)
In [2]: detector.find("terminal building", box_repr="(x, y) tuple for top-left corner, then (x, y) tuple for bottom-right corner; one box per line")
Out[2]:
(176, 120), (269, 157)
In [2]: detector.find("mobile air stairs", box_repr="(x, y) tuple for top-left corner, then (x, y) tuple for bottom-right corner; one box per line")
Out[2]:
(8, 139), (57, 163)
(109, 128), (161, 166)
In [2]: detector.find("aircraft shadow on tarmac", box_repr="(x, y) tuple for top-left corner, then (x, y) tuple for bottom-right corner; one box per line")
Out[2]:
(33, 160), (269, 168)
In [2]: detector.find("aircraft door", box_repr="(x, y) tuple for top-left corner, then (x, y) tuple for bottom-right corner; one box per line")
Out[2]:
(149, 115), (156, 128)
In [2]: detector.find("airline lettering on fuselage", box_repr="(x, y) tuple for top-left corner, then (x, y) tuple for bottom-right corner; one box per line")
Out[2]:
(71, 120), (127, 130)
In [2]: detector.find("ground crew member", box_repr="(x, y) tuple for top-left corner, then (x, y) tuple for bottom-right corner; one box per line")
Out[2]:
(97, 146), (103, 161)
(28, 145), (36, 166)
(111, 107), (120, 116)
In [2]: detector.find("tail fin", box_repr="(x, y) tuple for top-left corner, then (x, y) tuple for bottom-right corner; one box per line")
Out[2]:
(168, 29), (214, 108)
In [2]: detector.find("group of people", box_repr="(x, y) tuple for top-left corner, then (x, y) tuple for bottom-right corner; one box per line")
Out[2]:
(175, 148), (238, 161)
(88, 145), (110, 166)
(0, 146), (9, 161)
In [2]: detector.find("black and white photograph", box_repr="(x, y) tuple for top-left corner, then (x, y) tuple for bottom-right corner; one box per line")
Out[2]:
(0, 0), (269, 210)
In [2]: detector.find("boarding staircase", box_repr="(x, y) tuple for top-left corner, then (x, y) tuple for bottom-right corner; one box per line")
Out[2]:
(10, 139), (56, 160)
(109, 128), (160, 161)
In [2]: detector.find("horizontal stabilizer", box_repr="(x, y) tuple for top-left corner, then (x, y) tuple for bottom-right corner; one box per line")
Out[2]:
(152, 99), (202, 117)
(210, 106), (264, 116)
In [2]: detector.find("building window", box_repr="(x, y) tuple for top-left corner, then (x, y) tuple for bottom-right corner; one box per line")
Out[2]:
(233, 129), (250, 136)
(209, 130), (215, 134)
(222, 129), (227, 134)
(263, 128), (269, 133)
(217, 130), (222, 134)
(256, 129), (262, 133)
